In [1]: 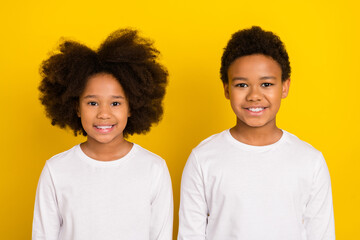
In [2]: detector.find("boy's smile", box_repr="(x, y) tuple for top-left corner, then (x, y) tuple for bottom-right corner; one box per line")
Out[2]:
(224, 54), (290, 131)
(78, 73), (130, 146)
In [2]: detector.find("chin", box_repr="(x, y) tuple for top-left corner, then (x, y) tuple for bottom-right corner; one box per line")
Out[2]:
(247, 124), (267, 128)
(242, 121), (270, 128)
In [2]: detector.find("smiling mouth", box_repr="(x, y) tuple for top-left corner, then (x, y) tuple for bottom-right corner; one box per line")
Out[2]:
(247, 107), (265, 112)
(95, 125), (115, 129)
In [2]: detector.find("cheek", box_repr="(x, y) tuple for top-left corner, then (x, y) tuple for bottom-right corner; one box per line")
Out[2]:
(115, 109), (130, 121)
(78, 107), (94, 127)
(267, 89), (283, 99)
(78, 103), (88, 117)
(80, 115), (90, 126)
(229, 94), (243, 112)
(268, 93), (283, 108)
(229, 90), (244, 103)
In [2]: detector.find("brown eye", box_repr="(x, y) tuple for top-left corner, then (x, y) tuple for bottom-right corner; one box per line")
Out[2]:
(88, 102), (98, 106)
(261, 83), (273, 87)
(111, 102), (121, 106)
(236, 83), (248, 88)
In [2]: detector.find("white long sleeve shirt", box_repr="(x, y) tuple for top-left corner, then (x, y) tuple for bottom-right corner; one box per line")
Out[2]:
(178, 130), (335, 240)
(33, 144), (173, 240)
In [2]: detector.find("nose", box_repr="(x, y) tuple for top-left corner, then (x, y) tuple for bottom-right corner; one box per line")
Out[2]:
(246, 86), (262, 102)
(97, 105), (111, 119)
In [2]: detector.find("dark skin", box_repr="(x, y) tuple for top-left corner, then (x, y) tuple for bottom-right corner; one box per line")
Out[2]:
(224, 54), (290, 146)
(80, 139), (133, 162)
(77, 73), (134, 161)
(229, 124), (283, 146)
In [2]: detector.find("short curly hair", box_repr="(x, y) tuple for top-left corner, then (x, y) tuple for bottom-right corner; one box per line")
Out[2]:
(39, 29), (168, 137)
(220, 26), (291, 84)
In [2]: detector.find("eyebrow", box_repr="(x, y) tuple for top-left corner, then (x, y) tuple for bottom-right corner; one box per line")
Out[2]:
(83, 95), (125, 99)
(232, 77), (248, 81)
(260, 76), (277, 80)
(232, 76), (277, 81)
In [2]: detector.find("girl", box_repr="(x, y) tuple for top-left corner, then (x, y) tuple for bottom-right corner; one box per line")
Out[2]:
(33, 29), (173, 240)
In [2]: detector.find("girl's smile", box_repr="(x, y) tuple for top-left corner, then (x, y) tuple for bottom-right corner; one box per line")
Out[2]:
(94, 124), (116, 133)
(78, 73), (131, 146)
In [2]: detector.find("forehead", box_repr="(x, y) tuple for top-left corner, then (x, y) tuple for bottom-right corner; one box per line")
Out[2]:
(228, 54), (282, 79)
(82, 73), (126, 96)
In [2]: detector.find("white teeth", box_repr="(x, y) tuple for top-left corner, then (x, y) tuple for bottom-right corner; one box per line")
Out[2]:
(96, 125), (113, 129)
(248, 107), (264, 112)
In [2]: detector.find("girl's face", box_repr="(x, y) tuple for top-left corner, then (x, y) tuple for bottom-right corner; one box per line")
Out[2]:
(78, 73), (130, 146)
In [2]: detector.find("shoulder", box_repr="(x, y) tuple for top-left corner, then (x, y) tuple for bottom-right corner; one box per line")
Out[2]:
(38, 145), (81, 183)
(187, 130), (230, 166)
(283, 131), (322, 156)
(193, 130), (229, 153)
(132, 144), (170, 184)
(133, 144), (167, 168)
(46, 145), (79, 167)
(282, 131), (326, 169)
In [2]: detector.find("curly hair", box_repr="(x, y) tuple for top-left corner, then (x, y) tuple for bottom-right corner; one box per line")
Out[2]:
(220, 26), (291, 84)
(39, 29), (168, 137)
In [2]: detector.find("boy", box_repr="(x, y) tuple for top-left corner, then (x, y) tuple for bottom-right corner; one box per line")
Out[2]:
(178, 26), (335, 240)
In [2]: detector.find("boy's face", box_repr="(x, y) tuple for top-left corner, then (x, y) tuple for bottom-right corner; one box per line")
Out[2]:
(78, 73), (130, 146)
(224, 54), (290, 130)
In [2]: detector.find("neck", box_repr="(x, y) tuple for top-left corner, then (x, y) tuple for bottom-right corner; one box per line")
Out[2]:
(80, 137), (133, 161)
(230, 120), (283, 146)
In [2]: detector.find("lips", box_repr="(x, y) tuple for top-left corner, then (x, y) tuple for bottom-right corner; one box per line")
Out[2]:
(243, 107), (267, 114)
(94, 124), (116, 133)
(95, 125), (114, 129)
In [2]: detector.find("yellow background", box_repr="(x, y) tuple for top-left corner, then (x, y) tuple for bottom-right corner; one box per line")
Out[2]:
(1, 0), (359, 238)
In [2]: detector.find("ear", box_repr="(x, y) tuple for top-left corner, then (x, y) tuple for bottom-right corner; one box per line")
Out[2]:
(281, 79), (290, 99)
(223, 82), (230, 99)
